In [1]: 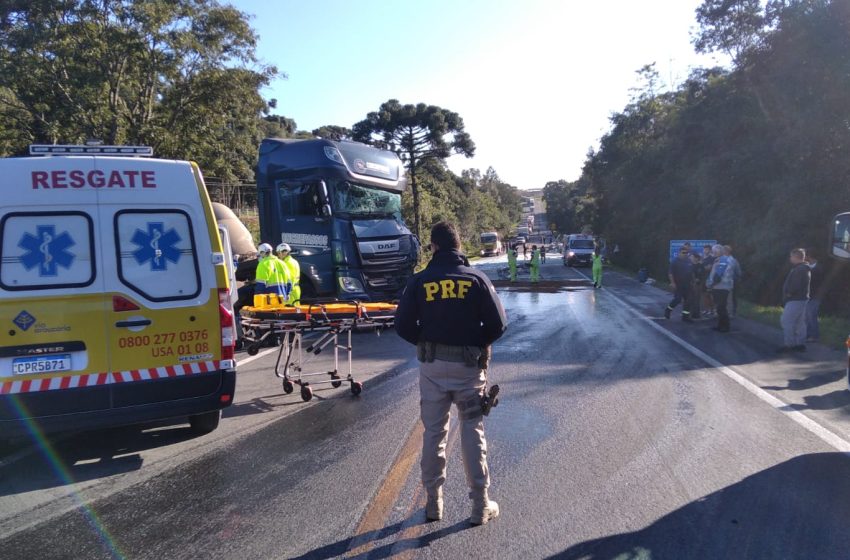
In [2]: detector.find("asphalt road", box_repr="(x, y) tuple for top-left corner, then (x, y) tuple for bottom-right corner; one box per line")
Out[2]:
(3, 252), (850, 559)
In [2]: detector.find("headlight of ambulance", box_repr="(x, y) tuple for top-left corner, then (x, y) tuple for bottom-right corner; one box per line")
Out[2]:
(338, 276), (364, 293)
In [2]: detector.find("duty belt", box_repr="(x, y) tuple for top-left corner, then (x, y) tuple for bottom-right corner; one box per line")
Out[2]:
(417, 342), (489, 369)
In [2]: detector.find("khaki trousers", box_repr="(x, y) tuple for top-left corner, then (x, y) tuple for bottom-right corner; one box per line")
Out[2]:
(419, 359), (490, 498)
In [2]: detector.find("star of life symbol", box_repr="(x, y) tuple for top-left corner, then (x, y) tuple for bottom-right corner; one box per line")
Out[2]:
(131, 222), (182, 271)
(18, 225), (76, 277)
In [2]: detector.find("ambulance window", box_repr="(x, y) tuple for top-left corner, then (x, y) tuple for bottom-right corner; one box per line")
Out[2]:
(0, 212), (96, 291)
(114, 210), (201, 302)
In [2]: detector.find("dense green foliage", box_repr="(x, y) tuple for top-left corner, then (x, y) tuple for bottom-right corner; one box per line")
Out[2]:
(0, 0), (277, 184)
(548, 0), (850, 310)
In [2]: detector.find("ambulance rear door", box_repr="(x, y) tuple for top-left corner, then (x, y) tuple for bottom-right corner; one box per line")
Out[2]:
(97, 158), (224, 408)
(0, 156), (112, 418)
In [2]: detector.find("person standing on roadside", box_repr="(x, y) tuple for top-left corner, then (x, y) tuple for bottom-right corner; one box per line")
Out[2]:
(522, 243), (528, 261)
(724, 246), (742, 317)
(507, 244), (518, 283)
(806, 252), (825, 343)
(665, 247), (694, 322)
(689, 252), (704, 318)
(592, 246), (604, 289)
(395, 221), (507, 526)
(702, 245), (716, 317)
(530, 245), (541, 283)
(707, 244), (734, 332)
(778, 248), (811, 352)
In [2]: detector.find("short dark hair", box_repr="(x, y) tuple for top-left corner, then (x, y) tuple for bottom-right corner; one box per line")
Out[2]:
(430, 221), (460, 250)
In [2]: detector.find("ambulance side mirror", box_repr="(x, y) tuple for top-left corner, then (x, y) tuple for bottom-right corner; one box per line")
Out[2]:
(831, 212), (850, 260)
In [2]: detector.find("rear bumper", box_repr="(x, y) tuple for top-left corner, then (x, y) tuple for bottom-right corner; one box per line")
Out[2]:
(0, 369), (236, 437)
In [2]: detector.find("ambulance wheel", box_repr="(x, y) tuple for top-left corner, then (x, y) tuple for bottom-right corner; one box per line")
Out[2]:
(189, 410), (221, 434)
(282, 380), (294, 394)
(300, 384), (313, 402)
(331, 373), (342, 388)
(246, 344), (260, 356)
(350, 381), (363, 396)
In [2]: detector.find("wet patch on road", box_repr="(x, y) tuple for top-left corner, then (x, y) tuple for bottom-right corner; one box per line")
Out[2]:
(491, 279), (593, 293)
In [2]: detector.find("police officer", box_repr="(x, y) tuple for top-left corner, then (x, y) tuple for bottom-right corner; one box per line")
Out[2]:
(255, 243), (289, 301)
(396, 222), (508, 525)
(276, 243), (301, 304)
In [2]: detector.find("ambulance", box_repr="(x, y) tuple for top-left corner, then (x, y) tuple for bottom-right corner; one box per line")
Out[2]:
(0, 145), (237, 436)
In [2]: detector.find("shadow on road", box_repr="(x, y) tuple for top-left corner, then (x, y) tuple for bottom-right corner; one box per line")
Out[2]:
(0, 422), (202, 496)
(289, 517), (472, 560)
(547, 453), (850, 560)
(780, 390), (850, 412)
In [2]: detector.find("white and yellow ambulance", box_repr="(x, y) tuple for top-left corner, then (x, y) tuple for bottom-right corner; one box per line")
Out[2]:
(0, 145), (236, 435)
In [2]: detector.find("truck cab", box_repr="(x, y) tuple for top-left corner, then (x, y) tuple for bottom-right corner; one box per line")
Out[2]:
(479, 232), (502, 256)
(256, 138), (418, 302)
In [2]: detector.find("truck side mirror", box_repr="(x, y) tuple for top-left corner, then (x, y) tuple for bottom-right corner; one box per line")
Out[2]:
(318, 180), (330, 205)
(322, 203), (332, 218)
(831, 212), (850, 260)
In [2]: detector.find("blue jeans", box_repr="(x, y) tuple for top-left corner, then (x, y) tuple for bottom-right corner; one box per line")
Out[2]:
(806, 298), (821, 340)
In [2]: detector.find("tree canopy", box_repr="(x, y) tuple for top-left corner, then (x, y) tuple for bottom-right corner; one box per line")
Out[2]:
(0, 0), (277, 183)
(352, 99), (475, 238)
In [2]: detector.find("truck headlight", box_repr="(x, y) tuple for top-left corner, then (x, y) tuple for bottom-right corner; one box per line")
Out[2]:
(568, 251), (575, 257)
(338, 276), (364, 293)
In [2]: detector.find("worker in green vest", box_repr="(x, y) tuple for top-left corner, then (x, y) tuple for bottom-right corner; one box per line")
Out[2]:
(507, 244), (518, 282)
(530, 244), (540, 283)
(276, 243), (301, 304)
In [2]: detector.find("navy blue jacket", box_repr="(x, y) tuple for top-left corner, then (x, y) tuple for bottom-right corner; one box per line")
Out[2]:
(395, 249), (507, 347)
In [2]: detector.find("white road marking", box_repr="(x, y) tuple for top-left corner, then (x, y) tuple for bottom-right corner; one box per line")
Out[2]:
(234, 346), (278, 367)
(573, 268), (850, 454)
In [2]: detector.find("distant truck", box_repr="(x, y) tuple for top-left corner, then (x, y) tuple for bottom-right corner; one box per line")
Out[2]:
(563, 233), (596, 267)
(256, 138), (419, 302)
(516, 225), (530, 239)
(479, 232), (503, 256)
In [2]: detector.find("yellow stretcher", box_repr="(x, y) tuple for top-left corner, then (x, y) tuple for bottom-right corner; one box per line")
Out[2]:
(239, 300), (398, 401)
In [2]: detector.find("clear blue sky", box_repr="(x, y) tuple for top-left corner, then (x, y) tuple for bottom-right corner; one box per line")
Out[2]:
(235, 0), (724, 189)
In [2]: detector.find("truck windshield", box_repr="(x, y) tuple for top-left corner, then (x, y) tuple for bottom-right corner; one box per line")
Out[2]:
(481, 234), (497, 243)
(570, 240), (595, 249)
(333, 181), (401, 218)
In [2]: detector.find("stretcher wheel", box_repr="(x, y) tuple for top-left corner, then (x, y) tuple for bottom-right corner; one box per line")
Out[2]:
(350, 381), (363, 396)
(300, 384), (313, 402)
(282, 380), (294, 394)
(246, 344), (260, 356)
(330, 373), (342, 388)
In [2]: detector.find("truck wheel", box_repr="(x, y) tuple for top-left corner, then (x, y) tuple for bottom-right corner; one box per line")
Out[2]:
(189, 410), (221, 434)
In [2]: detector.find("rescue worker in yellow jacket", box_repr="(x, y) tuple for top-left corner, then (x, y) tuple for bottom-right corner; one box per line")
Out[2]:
(255, 243), (290, 301)
(276, 243), (301, 304)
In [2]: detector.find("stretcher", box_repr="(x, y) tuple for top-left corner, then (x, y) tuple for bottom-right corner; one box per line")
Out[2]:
(239, 301), (398, 402)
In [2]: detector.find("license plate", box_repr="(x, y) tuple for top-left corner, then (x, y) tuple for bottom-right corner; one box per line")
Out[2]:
(12, 354), (72, 375)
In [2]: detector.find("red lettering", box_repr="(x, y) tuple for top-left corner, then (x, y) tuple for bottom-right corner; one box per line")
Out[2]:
(32, 171), (49, 189)
(88, 170), (105, 188)
(69, 170), (85, 188)
(107, 170), (126, 188)
(124, 170), (139, 188)
(51, 170), (67, 188)
(141, 171), (156, 188)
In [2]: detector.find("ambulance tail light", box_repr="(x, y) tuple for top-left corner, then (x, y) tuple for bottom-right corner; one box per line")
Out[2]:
(219, 289), (236, 365)
(112, 295), (140, 312)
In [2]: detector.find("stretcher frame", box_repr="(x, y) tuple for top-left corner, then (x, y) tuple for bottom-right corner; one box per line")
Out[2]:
(239, 304), (396, 402)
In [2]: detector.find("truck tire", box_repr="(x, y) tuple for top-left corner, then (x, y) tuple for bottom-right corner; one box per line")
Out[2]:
(189, 410), (221, 434)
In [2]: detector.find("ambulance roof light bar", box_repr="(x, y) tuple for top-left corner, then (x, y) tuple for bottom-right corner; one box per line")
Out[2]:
(29, 144), (154, 157)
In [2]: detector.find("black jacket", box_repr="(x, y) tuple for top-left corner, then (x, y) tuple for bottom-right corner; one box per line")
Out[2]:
(783, 263), (811, 304)
(809, 262), (826, 300)
(395, 249), (508, 347)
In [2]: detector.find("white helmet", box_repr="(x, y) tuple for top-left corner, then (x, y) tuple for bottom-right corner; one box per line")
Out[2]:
(276, 242), (291, 255)
(258, 243), (273, 257)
